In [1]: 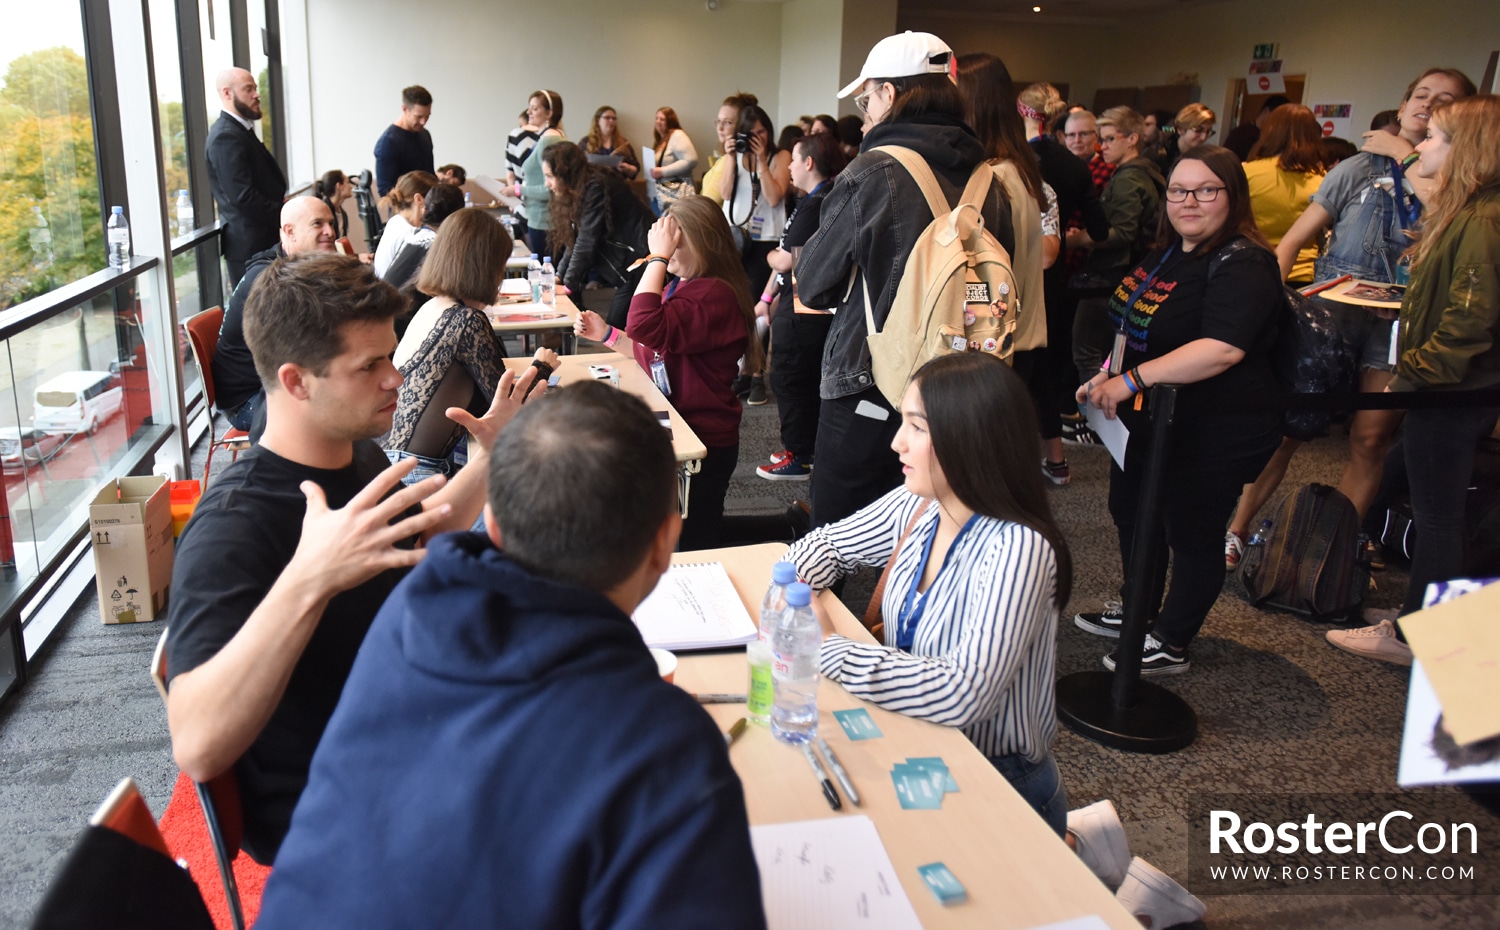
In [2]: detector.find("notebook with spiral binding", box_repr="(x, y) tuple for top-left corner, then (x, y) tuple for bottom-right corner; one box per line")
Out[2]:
(632, 561), (758, 651)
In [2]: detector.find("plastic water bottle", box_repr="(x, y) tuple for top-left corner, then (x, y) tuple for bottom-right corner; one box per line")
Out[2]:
(1248, 518), (1274, 548)
(174, 190), (194, 238)
(501, 212), (515, 240)
(463, 190), (473, 209)
(771, 582), (820, 745)
(540, 256), (556, 307)
(527, 253), (542, 302)
(759, 561), (797, 642)
(106, 206), (130, 269)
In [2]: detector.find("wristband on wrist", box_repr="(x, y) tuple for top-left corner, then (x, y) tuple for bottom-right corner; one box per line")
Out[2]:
(644, 253), (670, 265)
(1121, 370), (1140, 394)
(1131, 366), (1149, 390)
(759, 293), (774, 304)
(603, 325), (622, 348)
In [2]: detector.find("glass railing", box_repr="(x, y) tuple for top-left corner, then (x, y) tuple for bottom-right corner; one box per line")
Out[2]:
(0, 259), (175, 681)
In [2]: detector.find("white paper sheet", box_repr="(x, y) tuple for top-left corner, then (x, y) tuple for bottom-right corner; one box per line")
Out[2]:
(1396, 661), (1500, 787)
(1023, 918), (1111, 930)
(641, 148), (657, 203)
(1084, 404), (1129, 470)
(469, 174), (505, 202)
(631, 562), (758, 651)
(751, 816), (922, 930)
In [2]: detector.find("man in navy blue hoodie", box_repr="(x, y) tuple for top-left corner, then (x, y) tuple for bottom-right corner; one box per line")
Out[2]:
(258, 382), (766, 929)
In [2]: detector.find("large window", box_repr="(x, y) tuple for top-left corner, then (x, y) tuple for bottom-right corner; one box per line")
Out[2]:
(0, 13), (100, 311)
(149, 0), (193, 237)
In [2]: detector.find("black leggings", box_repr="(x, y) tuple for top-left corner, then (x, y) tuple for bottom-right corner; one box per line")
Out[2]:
(679, 444), (738, 552)
(1108, 425), (1277, 648)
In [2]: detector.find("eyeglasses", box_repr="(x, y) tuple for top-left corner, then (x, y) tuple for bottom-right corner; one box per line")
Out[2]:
(1165, 186), (1225, 203)
(714, 119), (735, 129)
(854, 90), (875, 113)
(1099, 134), (1123, 146)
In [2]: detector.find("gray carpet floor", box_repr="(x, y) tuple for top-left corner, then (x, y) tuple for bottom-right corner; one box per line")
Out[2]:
(0, 345), (1493, 927)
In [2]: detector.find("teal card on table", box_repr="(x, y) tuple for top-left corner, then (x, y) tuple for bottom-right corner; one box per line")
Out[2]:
(906, 756), (958, 793)
(891, 765), (944, 809)
(833, 708), (883, 741)
(917, 862), (968, 904)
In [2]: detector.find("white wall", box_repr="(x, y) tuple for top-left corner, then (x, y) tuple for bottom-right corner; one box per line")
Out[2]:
(779, 0), (845, 129)
(1097, 0), (1497, 132)
(837, 0), (899, 117)
(301, 0), (787, 185)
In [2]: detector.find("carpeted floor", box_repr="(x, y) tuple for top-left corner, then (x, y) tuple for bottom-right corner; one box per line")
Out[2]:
(0, 343), (1492, 927)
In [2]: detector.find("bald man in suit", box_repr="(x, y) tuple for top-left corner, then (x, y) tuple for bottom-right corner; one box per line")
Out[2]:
(207, 68), (287, 286)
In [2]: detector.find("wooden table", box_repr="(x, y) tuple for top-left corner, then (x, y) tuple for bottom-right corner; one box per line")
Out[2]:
(487, 291), (579, 354)
(503, 353), (707, 516)
(672, 543), (1141, 930)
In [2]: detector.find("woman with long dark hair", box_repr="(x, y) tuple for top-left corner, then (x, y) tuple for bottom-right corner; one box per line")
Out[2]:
(1329, 95), (1500, 664)
(1073, 146), (1283, 676)
(785, 352), (1072, 833)
(795, 31), (1013, 529)
(649, 106), (698, 212)
(575, 197), (759, 549)
(541, 141), (655, 328)
(956, 52), (1069, 485)
(580, 105), (639, 180)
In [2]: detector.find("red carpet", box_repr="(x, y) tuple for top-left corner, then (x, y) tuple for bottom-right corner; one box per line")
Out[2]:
(158, 772), (270, 929)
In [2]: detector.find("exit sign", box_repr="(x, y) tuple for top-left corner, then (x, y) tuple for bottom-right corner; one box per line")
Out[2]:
(1253, 43), (1277, 60)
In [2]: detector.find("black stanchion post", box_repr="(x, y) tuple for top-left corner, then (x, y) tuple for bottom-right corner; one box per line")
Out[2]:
(1056, 384), (1198, 753)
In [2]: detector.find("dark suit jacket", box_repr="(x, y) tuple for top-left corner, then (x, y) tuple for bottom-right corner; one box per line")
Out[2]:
(206, 112), (287, 261)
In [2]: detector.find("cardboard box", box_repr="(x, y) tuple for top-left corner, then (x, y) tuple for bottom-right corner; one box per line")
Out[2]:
(90, 476), (173, 624)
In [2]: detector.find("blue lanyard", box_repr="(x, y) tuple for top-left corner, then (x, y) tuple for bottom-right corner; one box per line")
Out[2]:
(1116, 245), (1176, 335)
(1388, 156), (1422, 229)
(895, 512), (978, 651)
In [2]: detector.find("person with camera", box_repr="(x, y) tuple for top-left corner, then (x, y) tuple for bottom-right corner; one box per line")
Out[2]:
(718, 102), (792, 405)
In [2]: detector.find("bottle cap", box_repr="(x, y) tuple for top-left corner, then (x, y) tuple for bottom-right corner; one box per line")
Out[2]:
(111, 205), (123, 214)
(787, 582), (812, 607)
(771, 561), (797, 585)
(544, 256), (552, 263)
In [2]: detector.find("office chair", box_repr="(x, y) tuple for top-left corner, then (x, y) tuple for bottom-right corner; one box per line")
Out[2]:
(353, 169), (384, 253)
(182, 307), (252, 489)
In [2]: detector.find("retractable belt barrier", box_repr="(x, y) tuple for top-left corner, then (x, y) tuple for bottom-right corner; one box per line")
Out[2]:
(1055, 383), (1500, 754)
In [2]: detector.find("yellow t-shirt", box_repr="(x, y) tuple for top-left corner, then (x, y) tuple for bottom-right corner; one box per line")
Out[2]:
(700, 154), (729, 206)
(1245, 158), (1326, 284)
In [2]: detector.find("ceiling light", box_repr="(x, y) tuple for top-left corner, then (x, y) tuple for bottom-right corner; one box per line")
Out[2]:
(1033, 5), (1042, 11)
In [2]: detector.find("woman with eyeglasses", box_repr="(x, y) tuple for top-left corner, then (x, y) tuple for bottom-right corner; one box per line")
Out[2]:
(794, 31), (1013, 529)
(1072, 146), (1282, 677)
(1171, 103), (1216, 161)
(580, 106), (639, 180)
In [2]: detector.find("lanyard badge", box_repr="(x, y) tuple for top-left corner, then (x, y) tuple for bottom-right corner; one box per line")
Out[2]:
(649, 352), (671, 396)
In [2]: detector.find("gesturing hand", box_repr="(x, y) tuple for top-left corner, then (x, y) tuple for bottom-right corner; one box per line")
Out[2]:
(290, 458), (452, 597)
(447, 365), (547, 460)
(1089, 374), (1136, 420)
(648, 215), (681, 259)
(576, 309), (609, 341)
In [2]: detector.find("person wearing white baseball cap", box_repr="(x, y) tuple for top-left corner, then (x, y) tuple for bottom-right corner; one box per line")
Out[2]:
(795, 30), (1015, 531)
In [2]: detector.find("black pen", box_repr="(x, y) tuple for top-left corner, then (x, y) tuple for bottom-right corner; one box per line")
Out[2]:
(801, 743), (842, 811)
(695, 693), (747, 704)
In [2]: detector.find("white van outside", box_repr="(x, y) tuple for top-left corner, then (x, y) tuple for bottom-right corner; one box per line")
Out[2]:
(33, 371), (124, 435)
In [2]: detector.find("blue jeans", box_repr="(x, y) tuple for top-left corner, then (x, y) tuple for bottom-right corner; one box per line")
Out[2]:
(384, 449), (454, 486)
(224, 390), (264, 432)
(989, 751), (1068, 838)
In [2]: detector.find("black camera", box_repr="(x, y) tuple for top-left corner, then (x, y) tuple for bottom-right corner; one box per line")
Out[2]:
(734, 131), (752, 152)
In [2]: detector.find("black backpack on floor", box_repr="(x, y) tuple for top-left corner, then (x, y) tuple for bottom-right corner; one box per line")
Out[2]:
(1240, 483), (1370, 621)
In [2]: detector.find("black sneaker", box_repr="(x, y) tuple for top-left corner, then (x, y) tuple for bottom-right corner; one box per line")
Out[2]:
(1074, 600), (1124, 638)
(1103, 633), (1190, 677)
(746, 376), (768, 406)
(1062, 419), (1101, 445)
(731, 374), (752, 397)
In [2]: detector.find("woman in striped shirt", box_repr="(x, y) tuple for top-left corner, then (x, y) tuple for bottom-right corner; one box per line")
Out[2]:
(785, 353), (1073, 836)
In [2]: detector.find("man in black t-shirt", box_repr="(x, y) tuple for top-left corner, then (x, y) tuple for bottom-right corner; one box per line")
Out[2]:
(213, 196), (337, 431)
(374, 85), (435, 197)
(165, 252), (545, 864)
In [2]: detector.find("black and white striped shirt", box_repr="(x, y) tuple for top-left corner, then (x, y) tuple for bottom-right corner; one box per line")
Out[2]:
(785, 487), (1059, 763)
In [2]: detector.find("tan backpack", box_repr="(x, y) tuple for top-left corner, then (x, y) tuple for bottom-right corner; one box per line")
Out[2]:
(860, 146), (1019, 408)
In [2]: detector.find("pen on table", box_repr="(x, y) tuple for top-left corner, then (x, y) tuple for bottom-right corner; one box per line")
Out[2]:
(695, 693), (747, 704)
(801, 743), (842, 811)
(724, 717), (747, 748)
(815, 736), (860, 807)
(1300, 274), (1352, 297)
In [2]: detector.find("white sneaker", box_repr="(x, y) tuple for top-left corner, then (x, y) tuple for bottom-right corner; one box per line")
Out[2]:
(1066, 799), (1131, 889)
(1325, 619), (1413, 666)
(1115, 857), (1206, 928)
